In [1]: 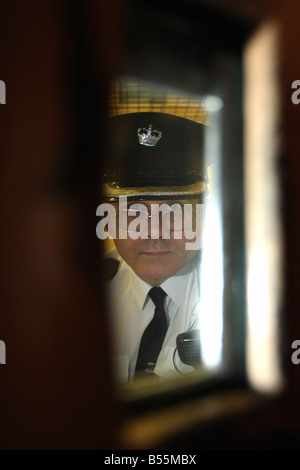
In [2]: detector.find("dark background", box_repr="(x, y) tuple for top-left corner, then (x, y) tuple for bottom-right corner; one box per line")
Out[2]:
(0, 0), (300, 450)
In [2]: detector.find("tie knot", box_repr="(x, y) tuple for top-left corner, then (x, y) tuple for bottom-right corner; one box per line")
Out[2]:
(148, 286), (167, 309)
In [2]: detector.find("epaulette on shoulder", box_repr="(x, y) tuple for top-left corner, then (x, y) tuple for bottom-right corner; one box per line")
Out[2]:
(102, 257), (120, 282)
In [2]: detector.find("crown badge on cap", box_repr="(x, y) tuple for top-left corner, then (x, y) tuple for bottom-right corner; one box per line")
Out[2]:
(137, 124), (162, 147)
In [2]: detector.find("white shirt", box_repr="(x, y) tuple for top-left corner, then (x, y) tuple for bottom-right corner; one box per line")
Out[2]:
(105, 248), (201, 384)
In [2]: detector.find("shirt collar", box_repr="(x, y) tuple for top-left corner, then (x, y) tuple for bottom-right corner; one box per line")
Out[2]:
(160, 257), (197, 308)
(129, 267), (153, 310)
(127, 254), (199, 310)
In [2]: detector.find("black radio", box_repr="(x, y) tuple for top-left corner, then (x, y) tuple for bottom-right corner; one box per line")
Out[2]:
(176, 329), (201, 367)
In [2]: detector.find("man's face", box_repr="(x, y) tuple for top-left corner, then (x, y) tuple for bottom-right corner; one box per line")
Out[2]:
(113, 199), (204, 286)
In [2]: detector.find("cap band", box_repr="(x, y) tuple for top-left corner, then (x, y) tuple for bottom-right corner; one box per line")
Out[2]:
(103, 181), (207, 201)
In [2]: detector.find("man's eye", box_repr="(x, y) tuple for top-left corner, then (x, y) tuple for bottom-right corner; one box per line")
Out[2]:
(127, 208), (149, 222)
(169, 203), (183, 211)
(127, 208), (137, 216)
(128, 204), (146, 213)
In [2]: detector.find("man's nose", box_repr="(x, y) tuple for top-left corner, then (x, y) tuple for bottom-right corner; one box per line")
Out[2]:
(147, 214), (169, 239)
(147, 214), (161, 239)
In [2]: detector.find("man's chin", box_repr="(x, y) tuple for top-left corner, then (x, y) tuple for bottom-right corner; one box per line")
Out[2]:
(136, 265), (178, 286)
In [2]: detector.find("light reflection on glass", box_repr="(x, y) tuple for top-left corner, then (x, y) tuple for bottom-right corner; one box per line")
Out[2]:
(198, 97), (224, 370)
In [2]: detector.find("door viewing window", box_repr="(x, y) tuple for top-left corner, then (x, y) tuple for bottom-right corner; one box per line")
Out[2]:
(97, 75), (243, 399)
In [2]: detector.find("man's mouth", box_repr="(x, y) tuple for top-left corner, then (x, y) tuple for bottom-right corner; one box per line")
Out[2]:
(141, 251), (171, 257)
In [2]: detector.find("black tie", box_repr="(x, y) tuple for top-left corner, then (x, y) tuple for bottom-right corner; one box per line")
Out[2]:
(134, 287), (168, 378)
